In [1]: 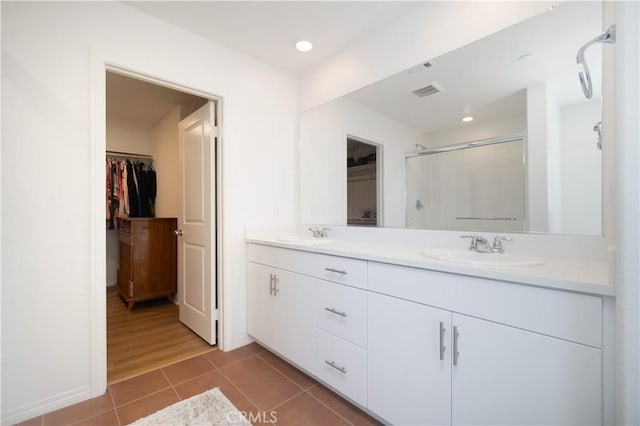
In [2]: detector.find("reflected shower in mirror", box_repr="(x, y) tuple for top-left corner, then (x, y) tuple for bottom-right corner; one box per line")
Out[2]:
(406, 136), (525, 232)
(299, 1), (604, 235)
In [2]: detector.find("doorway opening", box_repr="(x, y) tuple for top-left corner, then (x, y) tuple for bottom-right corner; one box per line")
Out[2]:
(105, 70), (220, 384)
(346, 137), (382, 226)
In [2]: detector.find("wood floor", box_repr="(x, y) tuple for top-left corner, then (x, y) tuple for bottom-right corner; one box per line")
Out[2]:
(107, 287), (213, 384)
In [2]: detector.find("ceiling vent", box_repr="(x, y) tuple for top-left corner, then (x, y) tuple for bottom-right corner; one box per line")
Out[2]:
(411, 82), (444, 98)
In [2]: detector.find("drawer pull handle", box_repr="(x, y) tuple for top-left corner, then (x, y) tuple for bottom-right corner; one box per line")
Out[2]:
(325, 267), (347, 275)
(325, 307), (348, 318)
(439, 321), (446, 361)
(325, 360), (347, 374)
(453, 326), (460, 366)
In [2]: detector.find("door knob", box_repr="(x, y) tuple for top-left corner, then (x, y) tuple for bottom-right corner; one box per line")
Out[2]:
(175, 229), (183, 236)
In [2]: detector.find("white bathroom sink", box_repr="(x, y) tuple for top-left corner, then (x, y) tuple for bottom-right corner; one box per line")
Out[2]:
(277, 235), (336, 245)
(421, 248), (545, 267)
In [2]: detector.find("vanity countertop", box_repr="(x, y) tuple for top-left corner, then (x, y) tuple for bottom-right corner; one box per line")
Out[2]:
(246, 237), (614, 297)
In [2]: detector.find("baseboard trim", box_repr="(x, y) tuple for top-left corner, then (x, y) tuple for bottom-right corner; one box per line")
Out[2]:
(229, 334), (254, 351)
(2, 385), (92, 425)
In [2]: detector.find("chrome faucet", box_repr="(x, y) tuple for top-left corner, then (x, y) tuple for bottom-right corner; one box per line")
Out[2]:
(308, 227), (330, 238)
(461, 235), (513, 253)
(491, 236), (513, 253)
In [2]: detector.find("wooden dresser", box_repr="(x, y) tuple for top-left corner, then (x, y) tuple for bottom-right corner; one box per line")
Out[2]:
(117, 218), (177, 309)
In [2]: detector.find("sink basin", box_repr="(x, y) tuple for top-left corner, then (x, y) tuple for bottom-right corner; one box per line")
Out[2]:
(421, 248), (545, 267)
(277, 235), (336, 245)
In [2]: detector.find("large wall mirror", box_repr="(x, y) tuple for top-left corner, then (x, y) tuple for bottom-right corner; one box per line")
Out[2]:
(299, 1), (605, 236)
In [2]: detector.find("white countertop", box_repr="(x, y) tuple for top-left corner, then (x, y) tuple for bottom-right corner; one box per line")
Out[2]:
(246, 236), (614, 297)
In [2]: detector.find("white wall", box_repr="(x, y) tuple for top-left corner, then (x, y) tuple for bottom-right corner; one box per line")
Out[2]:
(560, 100), (602, 235)
(526, 83), (551, 232)
(299, 97), (424, 227)
(1, 2), (297, 423)
(614, 2), (640, 423)
(150, 106), (181, 219)
(106, 126), (151, 155)
(299, 2), (553, 111)
(424, 116), (526, 148)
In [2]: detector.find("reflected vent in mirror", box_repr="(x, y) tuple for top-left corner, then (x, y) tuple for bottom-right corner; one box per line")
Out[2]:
(412, 82), (443, 98)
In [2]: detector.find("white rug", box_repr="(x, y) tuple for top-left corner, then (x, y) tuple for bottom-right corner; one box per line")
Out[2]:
(129, 387), (251, 426)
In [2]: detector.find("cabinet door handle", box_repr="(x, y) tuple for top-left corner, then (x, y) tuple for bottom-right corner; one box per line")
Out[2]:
(453, 325), (460, 366)
(269, 273), (274, 296)
(324, 360), (347, 374)
(325, 307), (348, 318)
(439, 321), (446, 360)
(325, 267), (347, 275)
(273, 275), (279, 294)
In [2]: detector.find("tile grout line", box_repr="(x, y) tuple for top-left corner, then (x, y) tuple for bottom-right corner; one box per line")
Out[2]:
(159, 368), (183, 402)
(53, 392), (117, 426)
(107, 387), (123, 426)
(204, 350), (258, 371)
(162, 362), (220, 389)
(213, 354), (269, 414)
(304, 387), (357, 426)
(112, 385), (174, 411)
(266, 388), (307, 412)
(253, 351), (315, 393)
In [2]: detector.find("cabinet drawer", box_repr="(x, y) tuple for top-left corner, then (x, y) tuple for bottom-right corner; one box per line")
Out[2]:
(248, 243), (367, 289)
(313, 255), (367, 289)
(316, 330), (367, 406)
(368, 262), (602, 347)
(317, 281), (367, 348)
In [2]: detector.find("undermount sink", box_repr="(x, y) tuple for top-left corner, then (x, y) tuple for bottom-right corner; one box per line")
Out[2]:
(421, 248), (545, 267)
(277, 235), (336, 245)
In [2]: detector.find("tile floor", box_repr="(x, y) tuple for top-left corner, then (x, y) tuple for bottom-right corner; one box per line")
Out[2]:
(19, 343), (380, 426)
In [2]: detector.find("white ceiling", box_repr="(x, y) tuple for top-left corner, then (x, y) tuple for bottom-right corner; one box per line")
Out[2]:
(107, 72), (208, 131)
(126, 1), (423, 75)
(346, 1), (603, 134)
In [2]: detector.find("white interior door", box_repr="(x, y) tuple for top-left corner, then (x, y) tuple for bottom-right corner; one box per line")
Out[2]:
(178, 101), (217, 345)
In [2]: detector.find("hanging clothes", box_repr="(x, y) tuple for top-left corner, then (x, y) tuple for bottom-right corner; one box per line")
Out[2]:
(106, 155), (157, 228)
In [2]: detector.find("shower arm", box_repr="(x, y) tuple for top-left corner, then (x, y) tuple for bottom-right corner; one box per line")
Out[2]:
(577, 25), (616, 99)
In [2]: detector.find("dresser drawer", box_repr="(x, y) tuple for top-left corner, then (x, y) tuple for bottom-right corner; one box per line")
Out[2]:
(119, 230), (132, 245)
(317, 280), (367, 348)
(316, 330), (367, 406)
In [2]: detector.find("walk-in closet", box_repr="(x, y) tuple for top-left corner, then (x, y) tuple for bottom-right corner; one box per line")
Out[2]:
(105, 71), (213, 384)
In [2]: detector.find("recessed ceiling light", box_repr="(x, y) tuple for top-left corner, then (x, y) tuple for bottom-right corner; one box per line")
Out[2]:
(461, 116), (474, 123)
(295, 40), (313, 52)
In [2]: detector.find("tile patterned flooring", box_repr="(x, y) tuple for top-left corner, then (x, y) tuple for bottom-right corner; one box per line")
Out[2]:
(19, 343), (380, 426)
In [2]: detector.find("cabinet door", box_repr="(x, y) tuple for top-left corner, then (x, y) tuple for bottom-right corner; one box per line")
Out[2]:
(451, 313), (601, 425)
(247, 262), (276, 349)
(368, 292), (452, 425)
(274, 269), (316, 374)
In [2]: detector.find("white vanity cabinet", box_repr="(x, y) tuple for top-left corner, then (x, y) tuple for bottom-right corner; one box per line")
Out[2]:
(367, 261), (603, 426)
(368, 292), (452, 425)
(247, 242), (607, 425)
(451, 313), (601, 425)
(247, 243), (367, 380)
(247, 262), (316, 374)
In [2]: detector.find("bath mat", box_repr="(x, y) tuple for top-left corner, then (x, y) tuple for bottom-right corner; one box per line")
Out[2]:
(129, 387), (251, 426)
